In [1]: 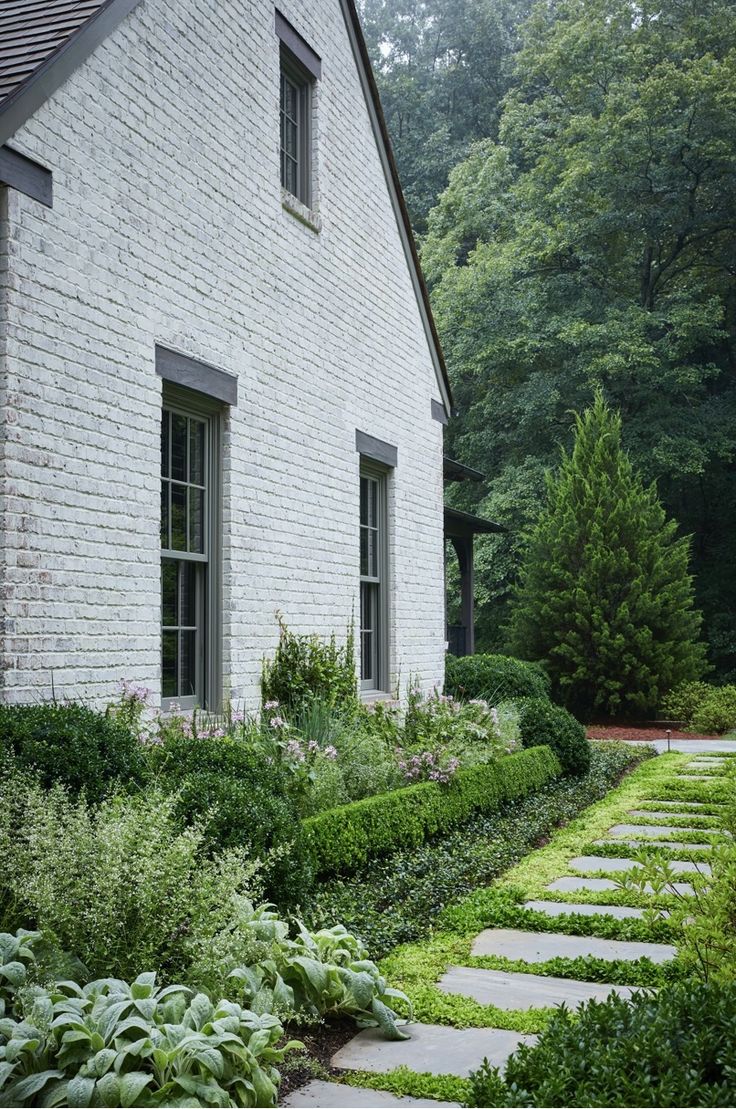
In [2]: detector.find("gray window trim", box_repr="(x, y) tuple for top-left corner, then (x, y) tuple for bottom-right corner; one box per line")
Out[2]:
(156, 345), (238, 407)
(355, 430), (397, 469)
(161, 382), (223, 713)
(359, 459), (391, 694)
(0, 145), (52, 207)
(275, 10), (322, 79)
(280, 47), (313, 208)
(431, 399), (449, 425)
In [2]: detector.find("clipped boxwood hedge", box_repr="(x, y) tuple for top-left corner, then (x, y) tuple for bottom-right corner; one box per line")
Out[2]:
(444, 653), (550, 703)
(304, 745), (561, 876)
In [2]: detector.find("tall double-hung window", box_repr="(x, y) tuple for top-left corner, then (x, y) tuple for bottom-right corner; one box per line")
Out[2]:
(276, 10), (321, 209)
(359, 464), (389, 692)
(160, 388), (221, 710)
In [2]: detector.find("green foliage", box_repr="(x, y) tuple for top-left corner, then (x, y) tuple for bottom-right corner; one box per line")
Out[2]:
(360, 0), (531, 231)
(444, 653), (549, 703)
(0, 964), (296, 1108)
(0, 703), (146, 803)
(691, 687), (736, 735)
(469, 981), (736, 1107)
(424, 0), (736, 677)
(261, 617), (357, 716)
(661, 681), (713, 723)
(517, 699), (591, 777)
(303, 746), (561, 876)
(510, 396), (705, 715)
(307, 744), (645, 955)
(662, 680), (736, 733)
(341, 1067), (472, 1107)
(229, 910), (412, 1040)
(149, 733), (312, 904)
(0, 772), (265, 984)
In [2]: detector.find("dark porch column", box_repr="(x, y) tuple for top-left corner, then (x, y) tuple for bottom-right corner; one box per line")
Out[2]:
(450, 534), (474, 656)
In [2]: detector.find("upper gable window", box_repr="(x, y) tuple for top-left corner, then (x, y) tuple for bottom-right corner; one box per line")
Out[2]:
(275, 11), (321, 210)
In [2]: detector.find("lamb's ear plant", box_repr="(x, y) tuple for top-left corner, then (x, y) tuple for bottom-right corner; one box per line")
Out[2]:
(0, 952), (301, 1108)
(229, 907), (413, 1040)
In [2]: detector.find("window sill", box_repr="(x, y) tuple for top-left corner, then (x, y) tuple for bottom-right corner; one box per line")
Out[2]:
(281, 188), (321, 233)
(360, 689), (396, 704)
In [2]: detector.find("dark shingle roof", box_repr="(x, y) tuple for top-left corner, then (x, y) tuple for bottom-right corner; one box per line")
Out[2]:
(0, 0), (107, 104)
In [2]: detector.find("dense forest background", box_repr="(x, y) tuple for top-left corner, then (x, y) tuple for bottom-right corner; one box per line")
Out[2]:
(359, 0), (736, 680)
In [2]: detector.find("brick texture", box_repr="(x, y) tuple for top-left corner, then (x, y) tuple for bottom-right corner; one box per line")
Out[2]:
(0, 0), (446, 709)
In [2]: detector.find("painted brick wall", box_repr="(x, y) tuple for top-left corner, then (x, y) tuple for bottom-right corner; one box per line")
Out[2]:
(0, 0), (446, 708)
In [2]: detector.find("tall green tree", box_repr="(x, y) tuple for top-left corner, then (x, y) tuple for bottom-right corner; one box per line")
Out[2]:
(510, 395), (706, 716)
(359, 0), (532, 230)
(424, 0), (736, 673)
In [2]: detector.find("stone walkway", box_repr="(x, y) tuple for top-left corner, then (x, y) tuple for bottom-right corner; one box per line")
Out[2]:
(282, 751), (731, 1108)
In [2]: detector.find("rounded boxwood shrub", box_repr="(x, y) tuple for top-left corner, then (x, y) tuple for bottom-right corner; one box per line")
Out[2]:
(691, 685), (736, 735)
(149, 735), (313, 905)
(0, 703), (146, 802)
(518, 697), (590, 777)
(444, 653), (550, 704)
(469, 980), (736, 1107)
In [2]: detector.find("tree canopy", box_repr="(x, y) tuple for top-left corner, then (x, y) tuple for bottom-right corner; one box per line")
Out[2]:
(418, 0), (736, 675)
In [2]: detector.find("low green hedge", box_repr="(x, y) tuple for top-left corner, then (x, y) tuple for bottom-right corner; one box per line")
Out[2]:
(304, 746), (561, 876)
(445, 653), (550, 703)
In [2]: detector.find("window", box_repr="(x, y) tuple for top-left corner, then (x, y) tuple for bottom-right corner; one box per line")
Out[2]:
(360, 466), (389, 691)
(280, 51), (312, 205)
(160, 387), (221, 710)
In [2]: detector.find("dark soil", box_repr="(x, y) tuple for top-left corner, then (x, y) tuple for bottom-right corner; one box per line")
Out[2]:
(588, 724), (723, 741)
(278, 1019), (356, 1100)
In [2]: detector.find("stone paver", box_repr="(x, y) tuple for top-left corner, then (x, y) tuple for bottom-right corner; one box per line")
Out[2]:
(570, 854), (711, 876)
(627, 810), (717, 822)
(594, 838), (714, 852)
(644, 800), (722, 809)
(624, 739), (736, 753)
(438, 966), (638, 1010)
(608, 823), (707, 838)
(677, 773), (719, 780)
(331, 1023), (534, 1078)
(523, 899), (650, 920)
(546, 875), (695, 895)
(281, 1080), (460, 1107)
(471, 927), (675, 964)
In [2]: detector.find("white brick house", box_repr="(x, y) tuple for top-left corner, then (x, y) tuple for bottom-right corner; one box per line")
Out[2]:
(0, 0), (451, 710)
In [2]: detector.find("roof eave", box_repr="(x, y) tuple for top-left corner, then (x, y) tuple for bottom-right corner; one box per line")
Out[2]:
(0, 0), (144, 147)
(339, 0), (453, 416)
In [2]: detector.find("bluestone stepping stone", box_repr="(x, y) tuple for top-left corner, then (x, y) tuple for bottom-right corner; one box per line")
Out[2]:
(438, 966), (638, 1010)
(608, 823), (706, 838)
(570, 854), (711, 876)
(331, 1023), (534, 1077)
(281, 1080), (460, 1107)
(627, 810), (717, 822)
(523, 899), (650, 920)
(645, 800), (720, 809)
(547, 875), (695, 895)
(677, 773), (717, 780)
(594, 838), (714, 852)
(471, 928), (676, 964)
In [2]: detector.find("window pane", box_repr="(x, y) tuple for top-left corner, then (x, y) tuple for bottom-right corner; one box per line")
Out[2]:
(189, 420), (205, 485)
(162, 630), (178, 697)
(171, 414), (187, 482)
(189, 487), (204, 554)
(170, 484), (187, 550)
(161, 410), (170, 479)
(360, 477), (369, 526)
(160, 483), (169, 549)
(179, 561), (198, 628)
(180, 630), (197, 697)
(162, 559), (177, 626)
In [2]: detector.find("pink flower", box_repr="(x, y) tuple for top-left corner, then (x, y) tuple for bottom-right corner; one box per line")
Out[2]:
(324, 745), (338, 761)
(264, 700), (280, 711)
(270, 716), (287, 730)
(308, 740), (320, 753)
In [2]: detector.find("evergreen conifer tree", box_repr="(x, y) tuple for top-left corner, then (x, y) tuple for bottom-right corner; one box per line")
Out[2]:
(509, 394), (705, 716)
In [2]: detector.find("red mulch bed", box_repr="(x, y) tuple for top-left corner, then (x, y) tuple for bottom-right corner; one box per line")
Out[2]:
(588, 724), (722, 741)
